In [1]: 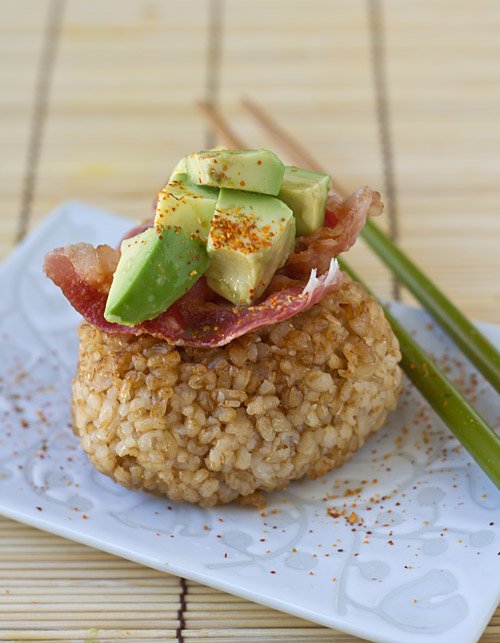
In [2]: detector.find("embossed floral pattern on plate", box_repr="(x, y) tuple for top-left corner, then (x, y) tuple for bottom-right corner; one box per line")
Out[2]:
(1, 202), (500, 643)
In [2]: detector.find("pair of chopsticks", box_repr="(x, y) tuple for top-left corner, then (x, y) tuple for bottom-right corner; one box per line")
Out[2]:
(199, 99), (500, 490)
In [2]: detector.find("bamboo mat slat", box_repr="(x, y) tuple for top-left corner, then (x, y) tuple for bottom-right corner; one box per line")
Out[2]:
(1, 1), (500, 642)
(382, 0), (500, 318)
(0, 0), (50, 258)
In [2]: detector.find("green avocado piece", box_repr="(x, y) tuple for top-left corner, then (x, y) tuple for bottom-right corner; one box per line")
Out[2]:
(168, 156), (187, 183)
(154, 173), (218, 242)
(186, 149), (285, 196)
(104, 225), (209, 326)
(168, 146), (229, 183)
(206, 189), (295, 305)
(278, 166), (332, 236)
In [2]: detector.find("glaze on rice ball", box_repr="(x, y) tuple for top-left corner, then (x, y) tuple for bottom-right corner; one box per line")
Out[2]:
(71, 276), (402, 507)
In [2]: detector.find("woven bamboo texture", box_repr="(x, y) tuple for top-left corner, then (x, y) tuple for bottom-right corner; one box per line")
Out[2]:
(1, 0), (499, 641)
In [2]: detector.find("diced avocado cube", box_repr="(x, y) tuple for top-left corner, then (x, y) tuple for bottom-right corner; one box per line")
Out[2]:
(168, 147), (228, 183)
(186, 149), (285, 196)
(278, 166), (332, 236)
(206, 189), (295, 305)
(168, 156), (187, 183)
(104, 225), (209, 326)
(154, 174), (218, 242)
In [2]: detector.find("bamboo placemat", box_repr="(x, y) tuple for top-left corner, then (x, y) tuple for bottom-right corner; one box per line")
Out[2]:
(1, 1), (499, 641)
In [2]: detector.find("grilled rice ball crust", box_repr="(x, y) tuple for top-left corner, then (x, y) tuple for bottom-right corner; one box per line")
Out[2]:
(71, 277), (402, 507)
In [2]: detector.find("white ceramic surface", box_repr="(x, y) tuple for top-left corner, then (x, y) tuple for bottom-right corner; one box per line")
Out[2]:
(1, 202), (500, 643)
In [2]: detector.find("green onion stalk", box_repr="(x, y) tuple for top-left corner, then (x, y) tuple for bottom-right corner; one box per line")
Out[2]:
(361, 219), (500, 395)
(338, 257), (500, 492)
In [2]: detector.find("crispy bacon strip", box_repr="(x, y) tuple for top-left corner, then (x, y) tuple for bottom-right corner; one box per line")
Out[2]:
(43, 186), (381, 347)
(285, 186), (382, 279)
(43, 244), (342, 347)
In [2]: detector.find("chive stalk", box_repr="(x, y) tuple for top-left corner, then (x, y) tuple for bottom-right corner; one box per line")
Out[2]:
(235, 99), (500, 392)
(339, 257), (500, 491)
(361, 219), (500, 395)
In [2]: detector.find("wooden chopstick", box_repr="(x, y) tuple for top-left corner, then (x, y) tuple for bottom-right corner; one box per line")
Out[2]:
(197, 100), (500, 491)
(241, 100), (336, 180)
(198, 102), (247, 150)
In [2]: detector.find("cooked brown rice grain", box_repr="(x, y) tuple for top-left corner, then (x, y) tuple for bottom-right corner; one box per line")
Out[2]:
(71, 276), (403, 507)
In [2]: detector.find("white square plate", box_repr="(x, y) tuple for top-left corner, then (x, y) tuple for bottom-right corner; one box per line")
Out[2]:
(1, 202), (500, 643)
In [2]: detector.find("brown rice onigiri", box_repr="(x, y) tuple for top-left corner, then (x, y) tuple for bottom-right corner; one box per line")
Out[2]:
(71, 276), (403, 507)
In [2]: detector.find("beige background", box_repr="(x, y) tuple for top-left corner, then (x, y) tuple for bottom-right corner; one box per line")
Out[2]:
(1, 0), (499, 641)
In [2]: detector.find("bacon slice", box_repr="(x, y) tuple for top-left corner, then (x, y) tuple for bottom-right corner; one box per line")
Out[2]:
(43, 244), (122, 334)
(43, 244), (342, 347)
(284, 186), (382, 279)
(43, 185), (381, 347)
